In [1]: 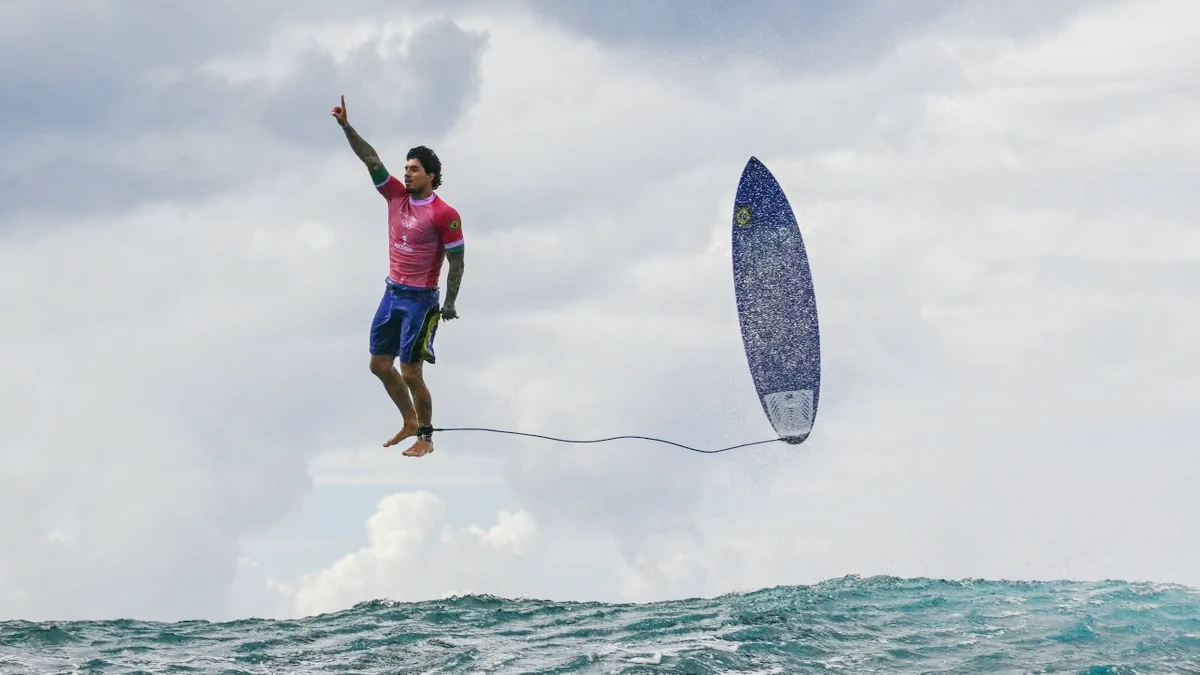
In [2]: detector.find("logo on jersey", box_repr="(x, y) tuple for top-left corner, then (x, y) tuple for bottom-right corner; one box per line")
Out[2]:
(735, 205), (752, 227)
(449, 219), (460, 230)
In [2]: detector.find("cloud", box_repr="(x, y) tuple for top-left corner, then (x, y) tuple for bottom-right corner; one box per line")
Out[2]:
(309, 446), (505, 487)
(4, 0), (1199, 622)
(278, 491), (538, 617)
(0, 3), (487, 224)
(523, 0), (1099, 74)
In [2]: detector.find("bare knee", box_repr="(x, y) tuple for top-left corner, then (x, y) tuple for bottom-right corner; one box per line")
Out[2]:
(399, 362), (425, 390)
(369, 355), (395, 378)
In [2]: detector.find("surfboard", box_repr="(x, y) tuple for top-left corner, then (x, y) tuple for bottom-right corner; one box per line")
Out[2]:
(731, 156), (821, 444)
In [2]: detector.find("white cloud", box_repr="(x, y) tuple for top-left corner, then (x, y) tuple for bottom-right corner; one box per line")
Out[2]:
(278, 491), (537, 617)
(309, 445), (505, 486)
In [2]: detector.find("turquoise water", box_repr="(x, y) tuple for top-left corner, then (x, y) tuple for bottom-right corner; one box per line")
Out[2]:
(3, 576), (1198, 674)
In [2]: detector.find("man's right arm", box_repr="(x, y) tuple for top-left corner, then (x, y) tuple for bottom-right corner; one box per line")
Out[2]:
(341, 123), (388, 184)
(332, 96), (401, 196)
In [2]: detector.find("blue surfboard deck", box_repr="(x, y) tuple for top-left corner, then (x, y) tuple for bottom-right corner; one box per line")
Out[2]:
(731, 157), (821, 444)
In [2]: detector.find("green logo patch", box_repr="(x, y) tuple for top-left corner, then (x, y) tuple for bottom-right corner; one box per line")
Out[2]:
(735, 205), (752, 227)
(449, 219), (460, 230)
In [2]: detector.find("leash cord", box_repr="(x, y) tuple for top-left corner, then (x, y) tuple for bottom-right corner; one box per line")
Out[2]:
(428, 426), (781, 454)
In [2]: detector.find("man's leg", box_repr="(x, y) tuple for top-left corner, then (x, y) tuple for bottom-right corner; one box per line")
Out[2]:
(372, 355), (419, 447)
(369, 287), (419, 447)
(398, 299), (441, 458)
(400, 361), (434, 457)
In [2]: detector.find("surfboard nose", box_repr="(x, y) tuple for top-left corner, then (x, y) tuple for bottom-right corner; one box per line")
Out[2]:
(736, 156), (781, 206)
(740, 156), (766, 182)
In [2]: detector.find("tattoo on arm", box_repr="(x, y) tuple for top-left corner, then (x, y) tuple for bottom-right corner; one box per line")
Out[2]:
(342, 124), (383, 173)
(444, 249), (465, 307)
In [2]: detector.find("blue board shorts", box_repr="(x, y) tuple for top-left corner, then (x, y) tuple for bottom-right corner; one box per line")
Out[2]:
(369, 279), (441, 364)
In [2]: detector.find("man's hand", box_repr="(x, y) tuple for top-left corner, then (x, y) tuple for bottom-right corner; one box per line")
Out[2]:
(331, 94), (348, 127)
(333, 96), (383, 173)
(441, 305), (459, 320)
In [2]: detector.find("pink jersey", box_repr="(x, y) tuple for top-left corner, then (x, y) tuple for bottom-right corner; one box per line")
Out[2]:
(375, 173), (464, 288)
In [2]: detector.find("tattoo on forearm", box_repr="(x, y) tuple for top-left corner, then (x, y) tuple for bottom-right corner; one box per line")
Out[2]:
(342, 124), (382, 170)
(445, 257), (464, 306)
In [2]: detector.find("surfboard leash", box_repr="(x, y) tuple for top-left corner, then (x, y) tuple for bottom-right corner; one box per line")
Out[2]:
(427, 426), (783, 454)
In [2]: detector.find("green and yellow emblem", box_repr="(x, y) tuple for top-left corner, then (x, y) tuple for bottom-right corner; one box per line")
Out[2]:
(734, 205), (752, 227)
(449, 219), (461, 230)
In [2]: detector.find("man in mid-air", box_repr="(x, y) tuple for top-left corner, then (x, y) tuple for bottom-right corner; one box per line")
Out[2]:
(331, 95), (465, 458)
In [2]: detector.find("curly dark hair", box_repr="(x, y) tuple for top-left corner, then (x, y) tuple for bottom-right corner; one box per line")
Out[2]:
(406, 145), (443, 189)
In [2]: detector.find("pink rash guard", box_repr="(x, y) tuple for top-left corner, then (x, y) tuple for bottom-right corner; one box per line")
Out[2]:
(374, 169), (463, 289)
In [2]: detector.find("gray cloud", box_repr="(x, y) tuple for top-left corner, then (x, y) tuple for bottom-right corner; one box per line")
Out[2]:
(0, 2), (487, 225)
(524, 0), (1097, 73)
(1, 0), (289, 132)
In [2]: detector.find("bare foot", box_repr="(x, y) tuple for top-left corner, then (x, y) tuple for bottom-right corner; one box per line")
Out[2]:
(383, 421), (418, 447)
(402, 438), (434, 457)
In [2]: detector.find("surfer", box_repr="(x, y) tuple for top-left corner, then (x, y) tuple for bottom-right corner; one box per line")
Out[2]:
(331, 95), (465, 458)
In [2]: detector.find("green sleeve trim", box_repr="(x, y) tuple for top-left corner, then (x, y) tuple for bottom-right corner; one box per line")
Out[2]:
(370, 164), (390, 187)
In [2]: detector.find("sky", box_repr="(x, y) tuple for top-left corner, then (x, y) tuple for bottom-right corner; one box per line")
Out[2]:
(1, 0), (1198, 622)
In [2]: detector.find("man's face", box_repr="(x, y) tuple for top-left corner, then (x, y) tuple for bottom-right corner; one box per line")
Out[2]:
(404, 159), (433, 194)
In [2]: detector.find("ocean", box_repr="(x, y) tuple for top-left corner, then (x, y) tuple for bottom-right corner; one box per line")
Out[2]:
(2, 576), (1197, 674)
